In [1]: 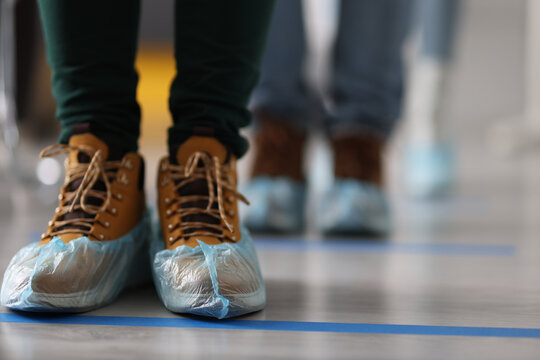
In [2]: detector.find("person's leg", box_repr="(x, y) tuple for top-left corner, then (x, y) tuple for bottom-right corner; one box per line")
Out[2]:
(38, 0), (141, 152)
(321, 0), (412, 236)
(250, 0), (309, 128)
(168, 0), (275, 158)
(408, 0), (460, 147)
(419, 0), (460, 61)
(328, 0), (412, 138)
(243, 0), (309, 234)
(2, 0), (148, 312)
(154, 0), (275, 319)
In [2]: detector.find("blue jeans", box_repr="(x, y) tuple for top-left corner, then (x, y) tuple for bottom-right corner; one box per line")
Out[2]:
(417, 0), (460, 61)
(251, 0), (412, 138)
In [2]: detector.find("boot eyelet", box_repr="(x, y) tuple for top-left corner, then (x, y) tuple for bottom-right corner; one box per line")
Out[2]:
(168, 223), (174, 231)
(168, 236), (174, 243)
(104, 221), (110, 228)
(227, 196), (234, 203)
(164, 197), (171, 204)
(111, 207), (118, 215)
(99, 234), (105, 240)
(123, 159), (133, 170)
(166, 209), (172, 216)
(228, 210), (235, 217)
(161, 177), (170, 187)
(161, 161), (169, 172)
(117, 172), (129, 185)
(116, 193), (123, 200)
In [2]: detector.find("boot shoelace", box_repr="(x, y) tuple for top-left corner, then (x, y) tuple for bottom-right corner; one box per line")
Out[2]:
(39, 144), (126, 240)
(162, 151), (249, 244)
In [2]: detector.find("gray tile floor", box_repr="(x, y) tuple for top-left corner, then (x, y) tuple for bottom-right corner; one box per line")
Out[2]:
(2, 0), (540, 359)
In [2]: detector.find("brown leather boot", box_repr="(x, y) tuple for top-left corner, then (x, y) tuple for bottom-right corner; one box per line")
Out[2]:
(250, 109), (306, 181)
(243, 109), (308, 233)
(1, 133), (149, 311)
(332, 132), (385, 186)
(154, 136), (265, 318)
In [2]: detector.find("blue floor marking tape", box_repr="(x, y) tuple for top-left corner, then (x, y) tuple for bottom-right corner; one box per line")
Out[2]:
(253, 238), (515, 256)
(1, 313), (538, 338)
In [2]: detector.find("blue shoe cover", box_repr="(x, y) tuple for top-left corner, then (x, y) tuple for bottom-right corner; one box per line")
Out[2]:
(405, 144), (454, 198)
(1, 211), (151, 312)
(241, 176), (306, 233)
(150, 225), (266, 319)
(320, 179), (391, 236)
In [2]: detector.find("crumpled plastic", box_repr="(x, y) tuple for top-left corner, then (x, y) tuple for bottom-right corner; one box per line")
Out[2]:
(320, 179), (391, 236)
(1, 211), (151, 312)
(150, 224), (266, 319)
(241, 176), (306, 233)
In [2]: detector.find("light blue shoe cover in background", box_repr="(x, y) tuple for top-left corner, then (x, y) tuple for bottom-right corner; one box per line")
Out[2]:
(241, 176), (306, 233)
(320, 179), (391, 236)
(405, 143), (454, 198)
(151, 225), (266, 319)
(1, 211), (151, 312)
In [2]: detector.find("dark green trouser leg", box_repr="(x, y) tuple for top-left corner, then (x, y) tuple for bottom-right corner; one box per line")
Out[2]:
(169, 0), (275, 158)
(37, 0), (141, 152)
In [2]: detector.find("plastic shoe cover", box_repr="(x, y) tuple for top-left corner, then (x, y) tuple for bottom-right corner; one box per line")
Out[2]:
(405, 143), (454, 198)
(320, 179), (391, 236)
(151, 225), (266, 319)
(1, 211), (151, 312)
(241, 176), (306, 233)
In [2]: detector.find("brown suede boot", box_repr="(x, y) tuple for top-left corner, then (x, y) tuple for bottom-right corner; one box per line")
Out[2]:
(39, 134), (146, 245)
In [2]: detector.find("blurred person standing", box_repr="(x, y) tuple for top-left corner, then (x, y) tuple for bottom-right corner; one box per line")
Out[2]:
(243, 0), (412, 235)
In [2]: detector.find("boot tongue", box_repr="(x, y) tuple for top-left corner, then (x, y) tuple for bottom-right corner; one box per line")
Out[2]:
(68, 133), (110, 164)
(173, 136), (229, 237)
(175, 136), (228, 166)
